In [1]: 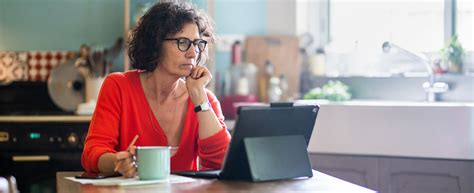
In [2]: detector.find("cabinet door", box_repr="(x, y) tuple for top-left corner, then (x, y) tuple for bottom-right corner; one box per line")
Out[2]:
(379, 157), (473, 193)
(309, 153), (379, 191)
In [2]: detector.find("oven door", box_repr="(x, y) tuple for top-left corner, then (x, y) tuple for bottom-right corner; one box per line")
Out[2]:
(0, 119), (89, 193)
(1, 152), (83, 193)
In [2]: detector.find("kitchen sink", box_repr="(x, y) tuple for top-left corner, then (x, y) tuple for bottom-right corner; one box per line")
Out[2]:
(297, 100), (474, 160)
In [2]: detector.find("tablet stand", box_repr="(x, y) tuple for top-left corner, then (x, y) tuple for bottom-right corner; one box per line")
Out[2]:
(241, 135), (313, 181)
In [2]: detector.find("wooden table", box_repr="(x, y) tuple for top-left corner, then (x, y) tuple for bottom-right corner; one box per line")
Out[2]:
(57, 171), (376, 193)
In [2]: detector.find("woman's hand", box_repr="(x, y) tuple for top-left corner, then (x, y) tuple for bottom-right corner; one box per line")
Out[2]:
(186, 66), (212, 88)
(186, 66), (212, 104)
(114, 146), (137, 178)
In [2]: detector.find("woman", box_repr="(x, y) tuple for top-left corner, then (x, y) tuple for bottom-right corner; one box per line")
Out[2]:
(81, 2), (230, 178)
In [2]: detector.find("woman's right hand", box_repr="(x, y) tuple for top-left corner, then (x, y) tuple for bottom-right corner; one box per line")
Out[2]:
(114, 146), (137, 178)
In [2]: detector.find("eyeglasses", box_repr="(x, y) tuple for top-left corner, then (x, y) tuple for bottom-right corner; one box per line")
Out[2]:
(163, 38), (207, 53)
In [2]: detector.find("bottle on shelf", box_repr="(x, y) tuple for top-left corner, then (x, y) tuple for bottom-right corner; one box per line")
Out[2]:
(268, 75), (282, 103)
(259, 60), (274, 102)
(309, 47), (326, 76)
(279, 74), (289, 101)
(221, 40), (258, 119)
(224, 41), (258, 96)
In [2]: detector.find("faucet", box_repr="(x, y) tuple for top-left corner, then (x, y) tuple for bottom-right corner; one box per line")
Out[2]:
(382, 41), (449, 102)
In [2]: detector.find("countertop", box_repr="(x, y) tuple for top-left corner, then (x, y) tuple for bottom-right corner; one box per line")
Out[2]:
(0, 115), (92, 123)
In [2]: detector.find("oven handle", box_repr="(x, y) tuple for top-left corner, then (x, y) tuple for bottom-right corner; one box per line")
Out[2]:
(12, 155), (50, 162)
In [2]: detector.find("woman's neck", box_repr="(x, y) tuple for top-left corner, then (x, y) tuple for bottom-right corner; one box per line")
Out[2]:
(144, 69), (182, 104)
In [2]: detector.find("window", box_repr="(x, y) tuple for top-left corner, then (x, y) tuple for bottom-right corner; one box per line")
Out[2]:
(457, 0), (473, 51)
(330, 0), (445, 53)
(326, 0), (472, 76)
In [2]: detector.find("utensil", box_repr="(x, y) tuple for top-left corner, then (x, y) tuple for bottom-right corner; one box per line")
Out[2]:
(48, 60), (85, 112)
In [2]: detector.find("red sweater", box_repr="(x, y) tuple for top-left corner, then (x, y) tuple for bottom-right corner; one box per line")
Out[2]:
(81, 70), (230, 172)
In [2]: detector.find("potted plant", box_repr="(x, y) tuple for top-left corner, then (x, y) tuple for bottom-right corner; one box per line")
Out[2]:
(303, 80), (352, 101)
(441, 34), (465, 73)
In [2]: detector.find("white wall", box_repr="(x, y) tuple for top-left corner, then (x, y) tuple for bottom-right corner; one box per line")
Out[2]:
(266, 0), (329, 50)
(266, 0), (297, 35)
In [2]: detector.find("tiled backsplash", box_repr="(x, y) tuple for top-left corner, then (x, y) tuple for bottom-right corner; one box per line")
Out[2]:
(0, 52), (28, 83)
(26, 51), (71, 81)
(0, 51), (74, 83)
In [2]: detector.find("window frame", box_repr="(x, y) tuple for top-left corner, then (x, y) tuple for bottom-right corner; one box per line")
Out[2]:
(311, 0), (472, 76)
(325, 0), (457, 50)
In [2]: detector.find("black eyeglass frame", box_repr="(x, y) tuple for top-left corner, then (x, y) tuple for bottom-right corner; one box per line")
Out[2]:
(163, 38), (208, 53)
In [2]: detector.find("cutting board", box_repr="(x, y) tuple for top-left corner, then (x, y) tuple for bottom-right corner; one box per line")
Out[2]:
(245, 36), (300, 102)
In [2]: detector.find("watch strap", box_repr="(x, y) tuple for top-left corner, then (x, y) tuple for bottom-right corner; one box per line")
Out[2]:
(194, 101), (210, 112)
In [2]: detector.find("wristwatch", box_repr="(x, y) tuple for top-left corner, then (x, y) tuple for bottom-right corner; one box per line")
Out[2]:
(194, 101), (211, 112)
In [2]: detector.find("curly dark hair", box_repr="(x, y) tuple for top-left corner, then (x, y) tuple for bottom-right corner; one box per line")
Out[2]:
(128, 2), (215, 71)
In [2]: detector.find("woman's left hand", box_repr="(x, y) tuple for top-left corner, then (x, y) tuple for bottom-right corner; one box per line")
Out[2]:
(185, 66), (212, 105)
(185, 66), (212, 91)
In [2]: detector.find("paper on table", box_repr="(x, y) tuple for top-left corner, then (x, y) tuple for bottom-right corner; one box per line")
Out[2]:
(65, 174), (195, 186)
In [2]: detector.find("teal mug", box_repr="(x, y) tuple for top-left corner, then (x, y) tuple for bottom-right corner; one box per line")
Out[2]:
(136, 146), (171, 180)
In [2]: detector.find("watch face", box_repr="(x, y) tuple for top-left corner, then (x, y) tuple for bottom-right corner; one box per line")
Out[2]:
(202, 102), (211, 111)
(195, 102), (211, 112)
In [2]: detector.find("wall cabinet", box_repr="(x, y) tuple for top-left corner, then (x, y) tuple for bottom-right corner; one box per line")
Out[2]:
(309, 153), (474, 193)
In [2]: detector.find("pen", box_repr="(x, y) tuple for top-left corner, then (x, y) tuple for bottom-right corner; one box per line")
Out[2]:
(114, 135), (139, 172)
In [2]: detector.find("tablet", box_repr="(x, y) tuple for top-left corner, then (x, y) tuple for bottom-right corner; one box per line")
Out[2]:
(174, 103), (319, 181)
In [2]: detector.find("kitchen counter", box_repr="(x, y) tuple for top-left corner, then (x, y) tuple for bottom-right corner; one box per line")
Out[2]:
(298, 100), (474, 160)
(224, 100), (474, 160)
(0, 115), (92, 123)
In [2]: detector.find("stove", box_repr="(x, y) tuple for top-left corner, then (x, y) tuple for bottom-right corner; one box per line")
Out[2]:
(0, 82), (90, 193)
(0, 82), (71, 115)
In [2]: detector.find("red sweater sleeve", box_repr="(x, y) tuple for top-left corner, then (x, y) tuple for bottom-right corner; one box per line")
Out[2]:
(197, 91), (231, 170)
(81, 74), (122, 172)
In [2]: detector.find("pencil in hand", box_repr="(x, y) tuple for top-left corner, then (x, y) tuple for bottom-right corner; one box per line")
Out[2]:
(114, 135), (139, 172)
